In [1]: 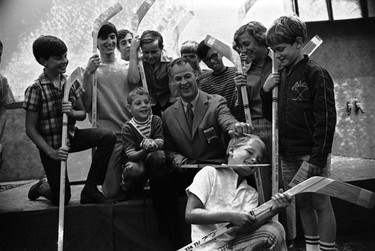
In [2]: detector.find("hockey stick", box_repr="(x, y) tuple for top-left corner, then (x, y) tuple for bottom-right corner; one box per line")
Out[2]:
(181, 164), (270, 169)
(178, 176), (375, 251)
(204, 35), (265, 204)
(238, 0), (259, 25)
(173, 11), (195, 57)
(58, 67), (84, 251)
(133, 0), (156, 94)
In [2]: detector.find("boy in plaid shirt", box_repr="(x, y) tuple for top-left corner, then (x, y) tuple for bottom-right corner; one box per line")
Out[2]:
(24, 35), (116, 205)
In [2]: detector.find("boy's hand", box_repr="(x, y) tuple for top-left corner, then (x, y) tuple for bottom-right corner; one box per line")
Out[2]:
(230, 212), (255, 228)
(233, 72), (247, 87)
(271, 189), (291, 211)
(85, 54), (101, 75)
(49, 146), (69, 161)
(131, 36), (141, 53)
(141, 138), (158, 152)
(263, 72), (280, 92)
(307, 162), (323, 177)
(61, 101), (74, 117)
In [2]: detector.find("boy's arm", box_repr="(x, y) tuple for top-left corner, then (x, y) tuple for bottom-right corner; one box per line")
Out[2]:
(81, 55), (100, 112)
(128, 37), (141, 85)
(122, 124), (148, 162)
(71, 98), (87, 121)
(25, 110), (67, 160)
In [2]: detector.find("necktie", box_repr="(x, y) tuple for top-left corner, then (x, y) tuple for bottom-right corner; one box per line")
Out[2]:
(186, 102), (194, 131)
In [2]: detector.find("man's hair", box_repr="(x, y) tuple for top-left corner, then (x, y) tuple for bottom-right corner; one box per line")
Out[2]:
(140, 30), (164, 49)
(127, 87), (150, 105)
(266, 15), (307, 48)
(97, 22), (118, 40)
(196, 40), (210, 59)
(117, 29), (133, 50)
(180, 40), (199, 55)
(233, 21), (267, 52)
(32, 35), (67, 65)
(226, 134), (267, 161)
(168, 57), (195, 78)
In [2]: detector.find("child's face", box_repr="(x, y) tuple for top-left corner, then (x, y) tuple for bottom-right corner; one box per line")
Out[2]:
(229, 138), (264, 177)
(271, 38), (303, 68)
(42, 52), (68, 75)
(182, 53), (200, 68)
(202, 49), (224, 73)
(98, 33), (117, 55)
(141, 40), (162, 65)
(119, 33), (133, 61)
(129, 94), (151, 121)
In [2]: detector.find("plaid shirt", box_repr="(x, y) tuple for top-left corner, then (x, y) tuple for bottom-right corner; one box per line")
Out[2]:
(23, 71), (84, 149)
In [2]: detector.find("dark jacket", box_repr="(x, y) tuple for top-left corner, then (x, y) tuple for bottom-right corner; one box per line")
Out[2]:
(261, 55), (336, 167)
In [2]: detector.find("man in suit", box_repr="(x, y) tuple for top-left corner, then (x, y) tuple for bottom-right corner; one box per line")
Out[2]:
(160, 57), (252, 249)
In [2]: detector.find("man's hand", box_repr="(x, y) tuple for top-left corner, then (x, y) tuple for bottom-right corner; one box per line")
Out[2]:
(85, 54), (101, 75)
(171, 153), (187, 171)
(228, 122), (253, 137)
(263, 72), (280, 92)
(307, 162), (323, 178)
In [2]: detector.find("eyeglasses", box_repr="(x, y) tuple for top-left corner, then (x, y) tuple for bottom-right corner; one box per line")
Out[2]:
(202, 52), (219, 63)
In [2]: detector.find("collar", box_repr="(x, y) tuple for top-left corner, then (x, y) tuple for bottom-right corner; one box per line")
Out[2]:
(180, 91), (199, 109)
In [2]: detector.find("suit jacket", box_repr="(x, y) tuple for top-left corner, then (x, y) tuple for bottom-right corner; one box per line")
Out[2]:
(163, 90), (238, 164)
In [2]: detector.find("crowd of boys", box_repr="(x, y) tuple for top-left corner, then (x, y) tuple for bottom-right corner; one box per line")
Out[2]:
(0, 12), (337, 251)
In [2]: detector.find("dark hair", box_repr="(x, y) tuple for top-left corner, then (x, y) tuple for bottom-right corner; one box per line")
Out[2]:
(140, 30), (164, 49)
(98, 22), (118, 40)
(266, 15), (307, 48)
(180, 40), (199, 55)
(0, 40), (3, 50)
(196, 40), (211, 59)
(168, 57), (195, 77)
(233, 21), (267, 52)
(117, 29), (133, 50)
(127, 87), (150, 105)
(32, 35), (67, 65)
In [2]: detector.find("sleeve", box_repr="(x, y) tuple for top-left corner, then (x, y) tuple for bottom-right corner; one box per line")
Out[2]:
(215, 95), (238, 133)
(309, 66), (337, 167)
(260, 86), (273, 122)
(162, 111), (179, 163)
(152, 115), (164, 141)
(186, 166), (216, 205)
(121, 123), (140, 157)
(23, 83), (41, 112)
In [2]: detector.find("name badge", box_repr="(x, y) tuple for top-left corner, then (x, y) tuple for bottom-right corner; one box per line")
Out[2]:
(203, 127), (218, 144)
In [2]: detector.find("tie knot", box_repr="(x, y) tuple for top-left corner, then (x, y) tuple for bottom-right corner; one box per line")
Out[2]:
(187, 103), (193, 109)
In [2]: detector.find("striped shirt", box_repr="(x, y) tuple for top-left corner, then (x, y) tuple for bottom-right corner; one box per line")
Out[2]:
(199, 67), (245, 121)
(23, 71), (84, 149)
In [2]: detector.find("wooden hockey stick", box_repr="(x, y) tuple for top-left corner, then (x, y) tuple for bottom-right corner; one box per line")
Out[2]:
(238, 0), (259, 25)
(58, 67), (84, 251)
(133, 0), (157, 94)
(204, 35), (265, 204)
(178, 176), (375, 251)
(181, 164), (270, 169)
(173, 11), (195, 57)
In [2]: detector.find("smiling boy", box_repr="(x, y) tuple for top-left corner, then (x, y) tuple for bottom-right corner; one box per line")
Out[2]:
(185, 134), (290, 251)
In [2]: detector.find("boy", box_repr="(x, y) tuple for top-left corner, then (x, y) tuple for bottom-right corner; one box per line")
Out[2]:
(117, 29), (133, 61)
(128, 30), (173, 116)
(185, 134), (290, 250)
(120, 87), (165, 201)
(82, 22), (135, 200)
(197, 40), (245, 122)
(0, 40), (15, 171)
(180, 40), (206, 80)
(24, 35), (116, 205)
(263, 16), (337, 251)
